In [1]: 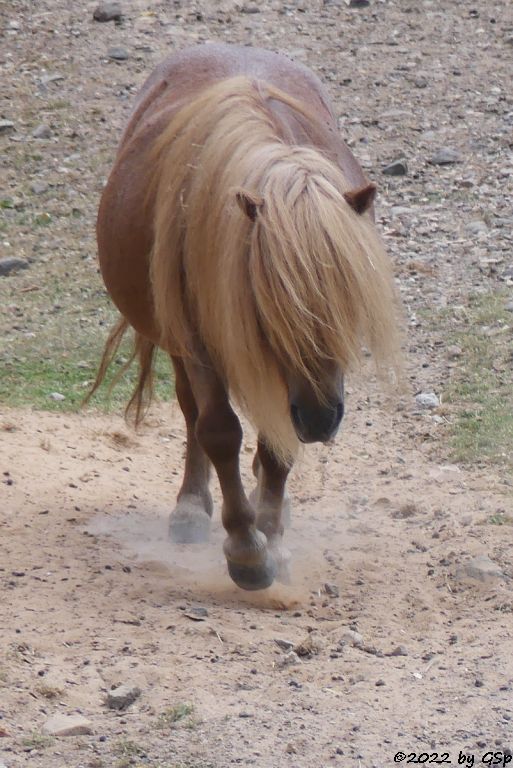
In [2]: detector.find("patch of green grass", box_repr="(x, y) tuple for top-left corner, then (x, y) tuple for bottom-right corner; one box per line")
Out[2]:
(1, 294), (173, 413)
(21, 732), (55, 750)
(157, 703), (195, 730)
(487, 512), (513, 526)
(440, 291), (513, 466)
(46, 99), (71, 110)
(113, 739), (147, 765)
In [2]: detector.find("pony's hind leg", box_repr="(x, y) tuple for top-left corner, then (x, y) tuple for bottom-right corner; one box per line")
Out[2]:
(168, 357), (213, 544)
(185, 359), (276, 591)
(251, 439), (293, 582)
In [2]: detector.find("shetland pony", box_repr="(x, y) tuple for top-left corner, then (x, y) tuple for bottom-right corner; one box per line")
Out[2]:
(90, 44), (399, 591)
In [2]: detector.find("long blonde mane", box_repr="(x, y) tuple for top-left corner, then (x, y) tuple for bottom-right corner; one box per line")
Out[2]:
(149, 76), (400, 460)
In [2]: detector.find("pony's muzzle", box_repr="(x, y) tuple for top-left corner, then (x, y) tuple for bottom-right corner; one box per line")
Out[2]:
(290, 400), (344, 444)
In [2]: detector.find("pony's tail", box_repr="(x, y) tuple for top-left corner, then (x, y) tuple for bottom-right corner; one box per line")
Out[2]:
(83, 317), (157, 426)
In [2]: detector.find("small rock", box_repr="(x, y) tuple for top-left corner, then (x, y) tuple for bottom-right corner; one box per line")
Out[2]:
(0, 120), (15, 134)
(389, 645), (408, 657)
(415, 392), (439, 409)
(456, 555), (507, 584)
(108, 47), (129, 61)
(349, 0), (370, 6)
(40, 73), (65, 86)
(382, 159), (408, 176)
(430, 148), (462, 165)
(184, 606), (208, 621)
(323, 582), (339, 598)
(466, 220), (488, 235)
(504, 300), (513, 312)
(49, 392), (65, 401)
(0, 258), (29, 276)
(275, 651), (300, 668)
(93, 2), (122, 22)
(447, 345), (462, 360)
(43, 714), (93, 736)
(274, 638), (294, 652)
(31, 181), (49, 195)
(240, 4), (260, 12)
(340, 629), (364, 647)
(375, 678), (386, 686)
(105, 683), (141, 710)
(32, 124), (51, 139)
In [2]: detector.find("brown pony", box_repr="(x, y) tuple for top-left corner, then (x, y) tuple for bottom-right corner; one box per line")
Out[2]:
(90, 44), (399, 591)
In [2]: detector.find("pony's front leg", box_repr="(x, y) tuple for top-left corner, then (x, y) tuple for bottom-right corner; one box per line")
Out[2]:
(185, 361), (276, 591)
(168, 357), (213, 544)
(251, 439), (293, 582)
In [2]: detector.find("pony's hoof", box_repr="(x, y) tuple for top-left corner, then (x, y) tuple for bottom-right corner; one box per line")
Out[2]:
(227, 553), (277, 591)
(168, 495), (211, 544)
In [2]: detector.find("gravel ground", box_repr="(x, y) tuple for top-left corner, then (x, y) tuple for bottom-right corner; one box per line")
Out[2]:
(1, 1), (513, 767)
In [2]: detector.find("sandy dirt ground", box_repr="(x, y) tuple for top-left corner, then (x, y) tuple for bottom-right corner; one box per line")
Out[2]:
(2, 0), (513, 767)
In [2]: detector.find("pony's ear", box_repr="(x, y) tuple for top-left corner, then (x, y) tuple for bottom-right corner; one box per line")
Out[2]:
(235, 189), (264, 222)
(343, 183), (376, 215)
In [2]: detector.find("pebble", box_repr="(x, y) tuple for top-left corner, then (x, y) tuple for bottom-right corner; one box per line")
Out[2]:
(0, 257), (29, 276)
(349, 0), (370, 6)
(456, 555), (507, 584)
(0, 120), (15, 134)
(40, 73), (64, 86)
(340, 629), (364, 647)
(240, 4), (260, 12)
(276, 651), (300, 668)
(323, 582), (340, 598)
(430, 148), (462, 165)
(43, 714), (93, 736)
(184, 606), (208, 621)
(93, 2), (122, 22)
(415, 392), (440, 409)
(382, 159), (408, 176)
(466, 220), (488, 235)
(389, 645), (408, 657)
(108, 47), (129, 61)
(447, 345), (462, 359)
(504, 301), (513, 312)
(31, 181), (49, 195)
(32, 124), (52, 139)
(105, 683), (141, 710)
(49, 392), (66, 401)
(274, 638), (295, 651)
